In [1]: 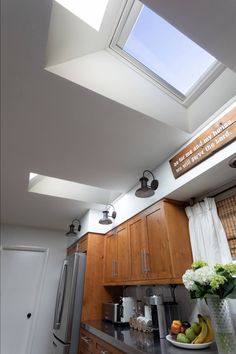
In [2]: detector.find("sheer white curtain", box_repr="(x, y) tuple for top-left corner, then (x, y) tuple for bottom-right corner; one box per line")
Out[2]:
(185, 197), (232, 266)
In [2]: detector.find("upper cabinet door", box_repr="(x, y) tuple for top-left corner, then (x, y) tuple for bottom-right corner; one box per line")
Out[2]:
(163, 201), (193, 279)
(128, 215), (148, 280)
(116, 223), (130, 282)
(103, 231), (117, 284)
(145, 205), (173, 280)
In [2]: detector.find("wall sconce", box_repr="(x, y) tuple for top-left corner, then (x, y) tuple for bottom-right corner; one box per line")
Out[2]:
(65, 219), (81, 236)
(135, 170), (159, 198)
(99, 204), (117, 225)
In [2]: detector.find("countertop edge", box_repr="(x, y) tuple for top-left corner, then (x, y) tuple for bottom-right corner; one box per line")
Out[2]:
(81, 321), (147, 354)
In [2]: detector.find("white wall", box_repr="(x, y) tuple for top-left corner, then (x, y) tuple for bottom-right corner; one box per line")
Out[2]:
(71, 97), (236, 243)
(0, 224), (66, 354)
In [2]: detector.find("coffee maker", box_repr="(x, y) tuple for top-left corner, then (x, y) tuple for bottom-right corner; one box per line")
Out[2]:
(144, 295), (167, 338)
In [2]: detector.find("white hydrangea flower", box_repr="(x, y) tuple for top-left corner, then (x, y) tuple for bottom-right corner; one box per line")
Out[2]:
(193, 266), (216, 285)
(182, 269), (196, 290)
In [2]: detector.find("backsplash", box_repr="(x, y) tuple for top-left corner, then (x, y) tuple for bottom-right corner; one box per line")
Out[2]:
(124, 284), (236, 329)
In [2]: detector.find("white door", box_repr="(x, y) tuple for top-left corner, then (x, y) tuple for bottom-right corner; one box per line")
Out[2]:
(1, 246), (48, 354)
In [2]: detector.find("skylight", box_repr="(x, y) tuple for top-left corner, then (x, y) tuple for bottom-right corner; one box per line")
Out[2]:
(28, 173), (121, 205)
(110, 0), (223, 102)
(54, 0), (109, 31)
(29, 172), (38, 180)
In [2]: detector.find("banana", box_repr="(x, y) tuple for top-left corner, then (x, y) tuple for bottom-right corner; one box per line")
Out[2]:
(202, 316), (214, 343)
(192, 316), (208, 344)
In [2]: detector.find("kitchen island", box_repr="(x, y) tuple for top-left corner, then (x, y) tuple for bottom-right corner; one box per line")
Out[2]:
(81, 320), (218, 354)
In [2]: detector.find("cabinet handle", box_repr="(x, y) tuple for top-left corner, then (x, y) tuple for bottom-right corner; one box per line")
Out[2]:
(143, 249), (147, 272)
(145, 250), (150, 272)
(114, 259), (118, 277)
(141, 250), (144, 273)
(112, 259), (114, 277)
(100, 351), (108, 354)
(81, 336), (92, 344)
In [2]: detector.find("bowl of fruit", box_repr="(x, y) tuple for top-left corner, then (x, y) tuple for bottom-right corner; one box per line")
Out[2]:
(166, 314), (214, 349)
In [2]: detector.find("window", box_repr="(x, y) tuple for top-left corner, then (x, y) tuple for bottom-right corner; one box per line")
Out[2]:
(217, 195), (236, 259)
(110, 0), (224, 104)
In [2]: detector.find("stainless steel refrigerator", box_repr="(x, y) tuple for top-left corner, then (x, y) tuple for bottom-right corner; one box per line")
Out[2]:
(52, 252), (86, 354)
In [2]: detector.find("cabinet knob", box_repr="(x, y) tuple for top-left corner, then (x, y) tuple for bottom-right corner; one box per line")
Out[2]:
(27, 313), (32, 319)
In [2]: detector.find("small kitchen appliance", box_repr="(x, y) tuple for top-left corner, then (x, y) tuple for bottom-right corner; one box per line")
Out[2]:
(144, 295), (167, 338)
(103, 296), (136, 325)
(102, 303), (119, 323)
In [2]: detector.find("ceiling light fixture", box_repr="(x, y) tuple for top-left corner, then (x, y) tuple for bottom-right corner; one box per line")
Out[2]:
(135, 170), (159, 198)
(99, 204), (117, 225)
(66, 219), (81, 236)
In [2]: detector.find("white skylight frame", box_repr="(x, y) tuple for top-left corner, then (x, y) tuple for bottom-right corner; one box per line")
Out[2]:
(109, 0), (225, 106)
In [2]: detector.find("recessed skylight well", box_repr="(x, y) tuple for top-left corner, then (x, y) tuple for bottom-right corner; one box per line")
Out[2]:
(110, 0), (224, 104)
(54, 0), (109, 31)
(28, 173), (121, 205)
(29, 172), (38, 180)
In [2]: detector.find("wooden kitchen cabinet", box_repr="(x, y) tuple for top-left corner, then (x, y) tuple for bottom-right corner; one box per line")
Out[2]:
(103, 223), (130, 284)
(79, 328), (95, 354)
(103, 230), (117, 283)
(79, 328), (124, 354)
(144, 203), (173, 280)
(103, 199), (192, 285)
(128, 214), (147, 281)
(67, 233), (120, 321)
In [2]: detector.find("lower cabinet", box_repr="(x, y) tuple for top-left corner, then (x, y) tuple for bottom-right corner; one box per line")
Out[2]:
(79, 328), (124, 354)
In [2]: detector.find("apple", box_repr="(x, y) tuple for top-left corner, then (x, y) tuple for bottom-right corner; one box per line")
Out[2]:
(170, 320), (182, 334)
(180, 321), (191, 333)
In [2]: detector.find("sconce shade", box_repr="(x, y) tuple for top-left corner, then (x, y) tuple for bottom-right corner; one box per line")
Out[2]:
(99, 210), (112, 225)
(66, 224), (77, 236)
(65, 219), (81, 236)
(98, 205), (117, 225)
(135, 171), (158, 198)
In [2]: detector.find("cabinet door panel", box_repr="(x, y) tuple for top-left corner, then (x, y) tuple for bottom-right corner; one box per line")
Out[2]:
(163, 202), (193, 278)
(103, 232), (117, 283)
(116, 224), (129, 281)
(79, 329), (94, 354)
(145, 208), (173, 279)
(128, 216), (148, 280)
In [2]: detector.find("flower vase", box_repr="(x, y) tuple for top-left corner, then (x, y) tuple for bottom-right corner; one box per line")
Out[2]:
(206, 296), (236, 354)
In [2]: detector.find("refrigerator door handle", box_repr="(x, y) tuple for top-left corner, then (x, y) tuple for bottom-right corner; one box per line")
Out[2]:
(53, 260), (68, 330)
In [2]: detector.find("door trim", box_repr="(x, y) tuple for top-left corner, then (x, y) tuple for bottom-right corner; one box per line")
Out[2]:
(1, 245), (49, 354)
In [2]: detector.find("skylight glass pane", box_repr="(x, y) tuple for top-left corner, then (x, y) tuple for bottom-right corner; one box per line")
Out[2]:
(123, 5), (217, 95)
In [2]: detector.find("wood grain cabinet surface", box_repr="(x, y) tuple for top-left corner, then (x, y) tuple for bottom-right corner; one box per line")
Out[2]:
(103, 224), (130, 284)
(103, 199), (193, 285)
(67, 233), (121, 321)
(79, 328), (124, 354)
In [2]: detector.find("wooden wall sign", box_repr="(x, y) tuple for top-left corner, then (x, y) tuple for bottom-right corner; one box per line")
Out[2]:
(169, 106), (236, 178)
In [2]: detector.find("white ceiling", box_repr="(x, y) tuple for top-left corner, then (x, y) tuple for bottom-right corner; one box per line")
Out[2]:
(1, 0), (236, 231)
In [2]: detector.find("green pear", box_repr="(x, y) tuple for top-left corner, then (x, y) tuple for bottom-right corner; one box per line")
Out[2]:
(185, 327), (197, 341)
(191, 322), (201, 335)
(176, 333), (191, 344)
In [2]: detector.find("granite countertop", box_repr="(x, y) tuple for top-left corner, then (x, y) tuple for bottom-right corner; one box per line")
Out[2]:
(81, 320), (218, 354)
